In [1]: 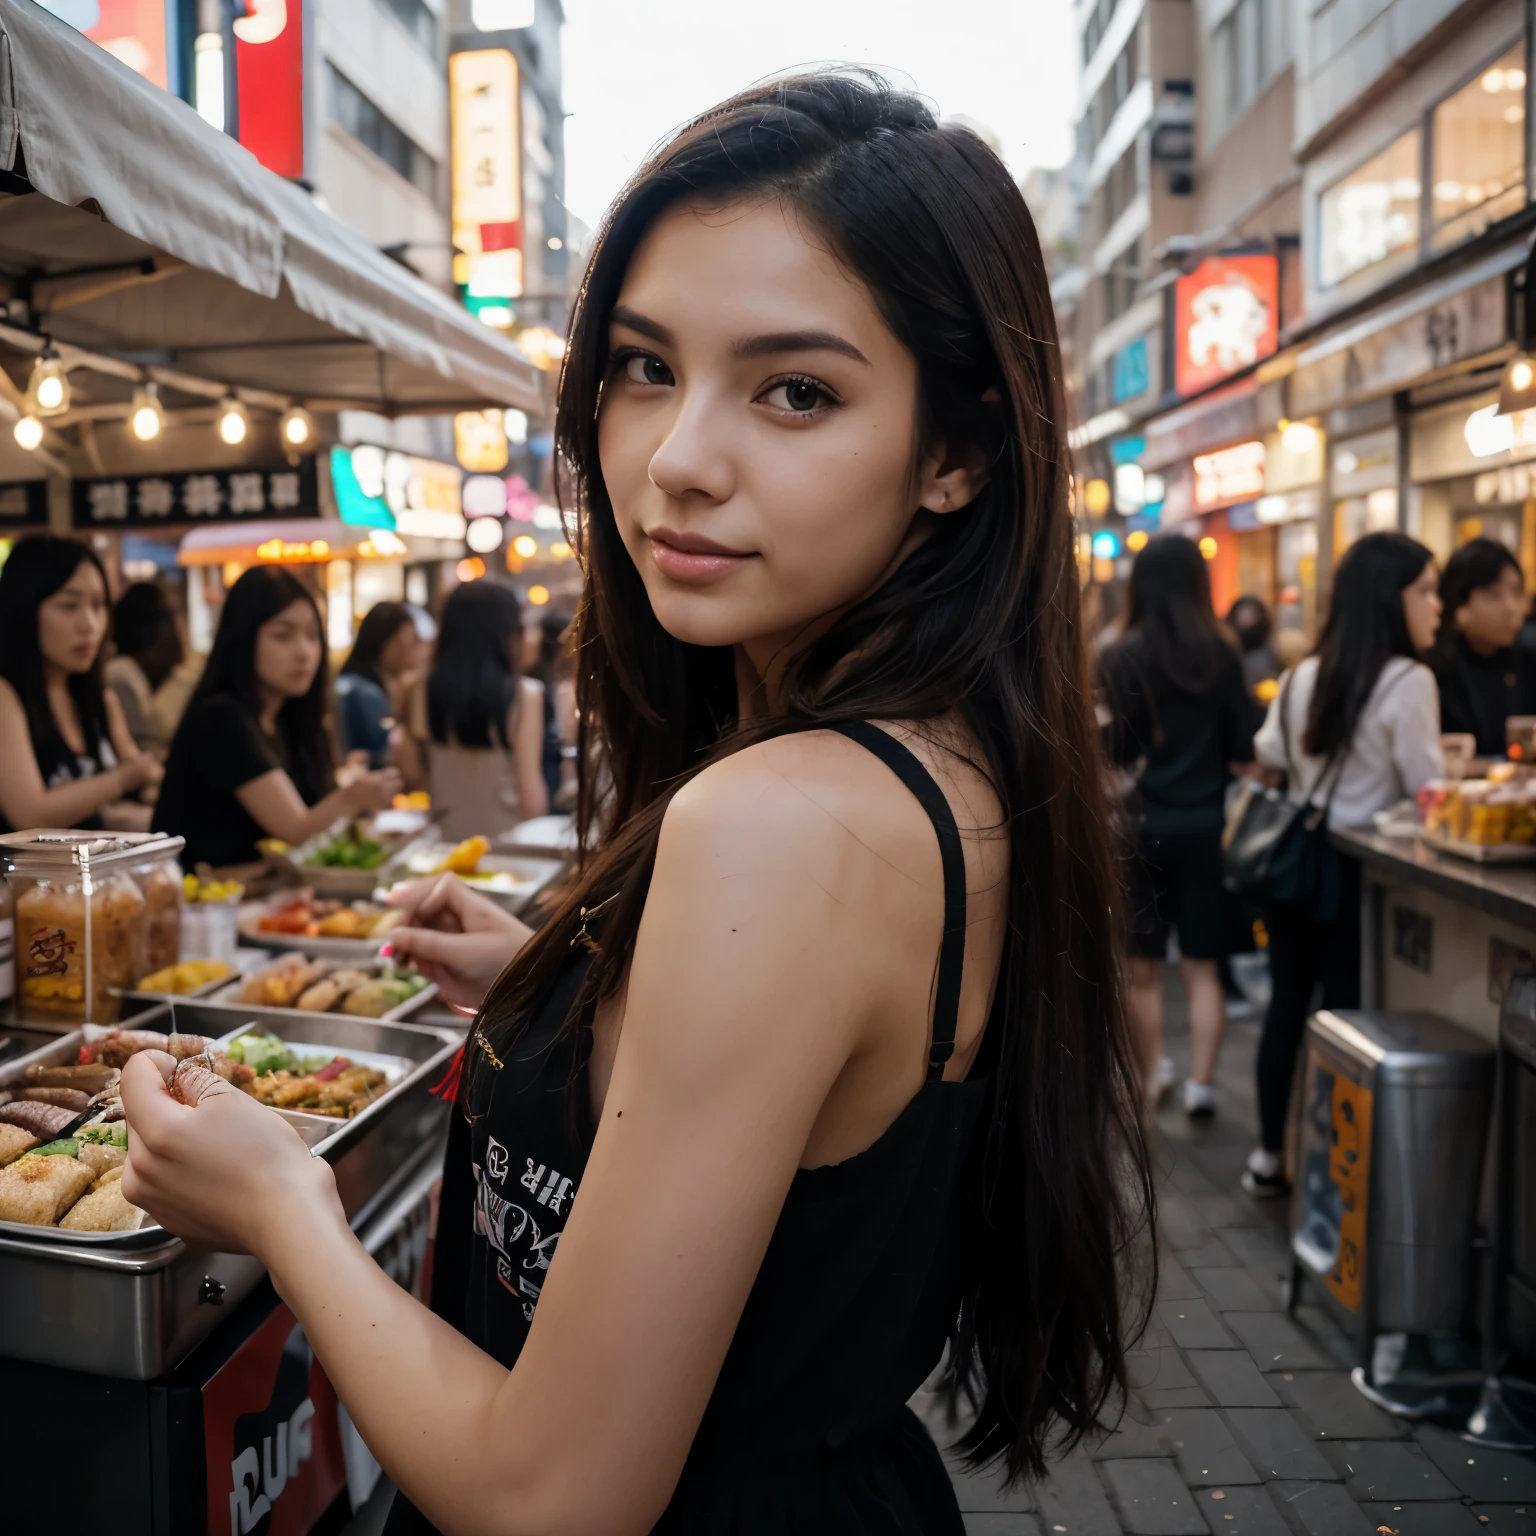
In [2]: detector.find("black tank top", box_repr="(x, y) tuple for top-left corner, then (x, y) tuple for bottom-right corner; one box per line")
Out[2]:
(384, 722), (989, 1533)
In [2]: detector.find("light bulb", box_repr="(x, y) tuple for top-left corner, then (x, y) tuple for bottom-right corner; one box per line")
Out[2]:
(27, 350), (70, 417)
(1281, 419), (1319, 454)
(129, 383), (164, 442)
(1513, 360), (1534, 392)
(13, 415), (43, 450)
(279, 405), (313, 447)
(217, 397), (248, 445)
(36, 375), (63, 411)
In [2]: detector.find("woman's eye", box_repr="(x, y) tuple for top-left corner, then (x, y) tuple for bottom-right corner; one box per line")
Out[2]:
(762, 378), (829, 414)
(621, 353), (673, 387)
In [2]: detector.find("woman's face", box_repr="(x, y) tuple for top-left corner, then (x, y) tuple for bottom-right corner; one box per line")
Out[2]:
(379, 619), (425, 679)
(1455, 561), (1527, 653)
(38, 559), (108, 676)
(1402, 561), (1443, 653)
(596, 197), (984, 660)
(255, 598), (323, 698)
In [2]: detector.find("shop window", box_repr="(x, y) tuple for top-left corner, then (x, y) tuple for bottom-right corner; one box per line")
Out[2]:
(1103, 239), (1143, 322)
(1431, 44), (1527, 251)
(1210, 0), (1293, 136)
(328, 65), (438, 200)
(1318, 128), (1422, 288)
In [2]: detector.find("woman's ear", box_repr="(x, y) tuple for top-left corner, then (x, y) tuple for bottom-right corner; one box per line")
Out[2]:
(916, 445), (990, 516)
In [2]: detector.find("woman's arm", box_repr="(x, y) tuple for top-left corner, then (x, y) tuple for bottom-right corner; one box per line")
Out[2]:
(1252, 672), (1289, 771)
(0, 679), (154, 830)
(122, 737), (914, 1536)
(1388, 664), (1446, 794)
(512, 679), (550, 821)
(235, 765), (400, 846)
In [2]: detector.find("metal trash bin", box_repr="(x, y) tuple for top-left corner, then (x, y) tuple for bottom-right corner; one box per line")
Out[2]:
(1288, 1010), (1495, 1405)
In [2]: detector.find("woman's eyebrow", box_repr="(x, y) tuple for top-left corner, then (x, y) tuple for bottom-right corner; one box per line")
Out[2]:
(610, 306), (675, 346)
(730, 330), (870, 365)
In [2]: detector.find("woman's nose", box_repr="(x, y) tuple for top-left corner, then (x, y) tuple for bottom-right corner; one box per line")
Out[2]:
(646, 390), (735, 504)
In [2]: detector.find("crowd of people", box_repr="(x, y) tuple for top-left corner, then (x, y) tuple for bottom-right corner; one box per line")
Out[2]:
(0, 533), (575, 874)
(1095, 525), (1536, 1199)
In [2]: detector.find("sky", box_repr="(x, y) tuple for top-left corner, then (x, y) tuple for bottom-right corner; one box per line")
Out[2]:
(560, 0), (1078, 231)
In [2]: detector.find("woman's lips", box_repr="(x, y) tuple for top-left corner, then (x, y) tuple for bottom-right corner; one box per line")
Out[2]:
(647, 533), (754, 583)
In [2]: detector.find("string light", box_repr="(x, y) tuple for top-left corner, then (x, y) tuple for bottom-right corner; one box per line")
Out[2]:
(217, 397), (249, 445)
(279, 405), (314, 448)
(13, 415), (43, 450)
(129, 383), (165, 442)
(27, 348), (70, 416)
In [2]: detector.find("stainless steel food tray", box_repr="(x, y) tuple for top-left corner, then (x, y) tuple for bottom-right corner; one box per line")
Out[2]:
(0, 1005), (457, 1377)
(201, 962), (437, 1023)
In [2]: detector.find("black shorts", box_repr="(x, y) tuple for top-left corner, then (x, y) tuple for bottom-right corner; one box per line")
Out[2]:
(1125, 816), (1230, 962)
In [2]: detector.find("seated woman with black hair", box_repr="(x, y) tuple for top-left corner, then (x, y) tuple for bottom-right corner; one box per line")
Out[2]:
(0, 536), (161, 833)
(154, 567), (400, 870)
(336, 601), (426, 772)
(104, 580), (195, 758)
(1429, 537), (1536, 758)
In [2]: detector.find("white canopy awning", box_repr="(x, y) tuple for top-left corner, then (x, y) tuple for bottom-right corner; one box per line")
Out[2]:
(0, 0), (545, 414)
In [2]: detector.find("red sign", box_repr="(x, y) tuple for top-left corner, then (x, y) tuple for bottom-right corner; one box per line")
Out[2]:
(1174, 254), (1279, 397)
(236, 0), (304, 179)
(84, 0), (168, 87)
(205, 1302), (348, 1536)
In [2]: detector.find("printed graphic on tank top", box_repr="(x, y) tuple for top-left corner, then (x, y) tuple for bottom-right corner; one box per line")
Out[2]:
(385, 722), (992, 1536)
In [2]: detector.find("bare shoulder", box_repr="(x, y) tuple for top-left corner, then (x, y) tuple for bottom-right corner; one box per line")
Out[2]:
(0, 675), (24, 720)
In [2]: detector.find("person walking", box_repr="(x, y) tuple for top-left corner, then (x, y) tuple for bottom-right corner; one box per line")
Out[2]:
(119, 72), (1153, 1535)
(1243, 532), (1444, 1195)
(1428, 537), (1536, 758)
(1101, 537), (1256, 1118)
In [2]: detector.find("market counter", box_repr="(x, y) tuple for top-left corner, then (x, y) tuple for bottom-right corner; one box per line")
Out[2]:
(1333, 825), (1536, 1043)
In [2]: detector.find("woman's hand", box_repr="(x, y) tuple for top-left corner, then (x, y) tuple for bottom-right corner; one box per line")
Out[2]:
(119, 1052), (343, 1257)
(343, 766), (403, 813)
(384, 874), (532, 1012)
(118, 751), (159, 795)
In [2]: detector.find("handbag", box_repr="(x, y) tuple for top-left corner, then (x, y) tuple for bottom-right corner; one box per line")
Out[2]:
(1221, 669), (1348, 922)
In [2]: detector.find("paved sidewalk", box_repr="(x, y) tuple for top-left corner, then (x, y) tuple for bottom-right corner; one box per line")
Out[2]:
(922, 1010), (1536, 1536)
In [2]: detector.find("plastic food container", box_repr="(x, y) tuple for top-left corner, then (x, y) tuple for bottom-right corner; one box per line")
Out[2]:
(0, 831), (185, 1029)
(133, 849), (183, 976)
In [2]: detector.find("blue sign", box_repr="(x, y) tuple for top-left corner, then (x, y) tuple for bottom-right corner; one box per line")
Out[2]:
(1113, 337), (1149, 403)
(1091, 530), (1121, 560)
(330, 446), (394, 530)
(1109, 434), (1145, 466)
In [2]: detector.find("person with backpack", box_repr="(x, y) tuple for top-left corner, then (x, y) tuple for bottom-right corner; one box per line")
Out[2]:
(1241, 532), (1443, 1196)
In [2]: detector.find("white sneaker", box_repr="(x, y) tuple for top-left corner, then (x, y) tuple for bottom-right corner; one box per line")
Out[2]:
(1240, 1147), (1288, 1197)
(1183, 1080), (1216, 1119)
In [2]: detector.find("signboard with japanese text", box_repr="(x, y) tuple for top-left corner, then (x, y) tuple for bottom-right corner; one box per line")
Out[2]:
(71, 458), (317, 530)
(0, 481), (48, 529)
(451, 49), (524, 302)
(1174, 254), (1279, 398)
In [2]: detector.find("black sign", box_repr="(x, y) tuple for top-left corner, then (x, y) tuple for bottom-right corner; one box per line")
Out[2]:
(71, 457), (318, 530)
(1391, 905), (1434, 974)
(0, 480), (47, 529)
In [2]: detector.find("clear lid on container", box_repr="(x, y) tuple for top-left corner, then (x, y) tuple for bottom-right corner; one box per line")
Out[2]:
(0, 830), (185, 876)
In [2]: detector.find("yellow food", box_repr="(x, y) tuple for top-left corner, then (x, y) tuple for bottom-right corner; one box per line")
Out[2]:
(440, 836), (490, 875)
(137, 958), (233, 994)
(243, 1065), (388, 1118)
(182, 874), (245, 903)
(392, 791), (432, 810)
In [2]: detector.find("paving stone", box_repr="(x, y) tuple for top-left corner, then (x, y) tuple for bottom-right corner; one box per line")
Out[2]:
(1220, 1228), (1292, 1269)
(1269, 1479), (1377, 1536)
(1186, 1352), (1282, 1408)
(1161, 1192), (1216, 1251)
(1161, 1408), (1261, 1486)
(1095, 1412), (1175, 1459)
(1147, 1388), (1218, 1410)
(1470, 1505), (1535, 1534)
(1415, 1427), (1536, 1502)
(1223, 1314), (1336, 1373)
(1224, 1409), (1338, 1481)
(1242, 1268), (1291, 1309)
(1033, 1445), (1125, 1536)
(1177, 1236), (1241, 1269)
(1322, 1441), (1459, 1501)
(1360, 1502), (1485, 1536)
(966, 1517), (1043, 1536)
(1166, 1156), (1221, 1200)
(1101, 1457), (1210, 1535)
(1198, 1484), (1294, 1536)
(1161, 1259), (1207, 1301)
(1192, 1268), (1275, 1313)
(949, 1454), (1038, 1512)
(1158, 1298), (1239, 1350)
(1192, 1194), (1264, 1230)
(1268, 1373), (1409, 1440)
(1130, 1348), (1201, 1394)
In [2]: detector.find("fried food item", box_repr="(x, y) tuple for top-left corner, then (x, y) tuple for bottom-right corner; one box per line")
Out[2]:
(27, 1063), (119, 1095)
(98, 1029), (171, 1067)
(368, 908), (404, 938)
(295, 977), (344, 1011)
(0, 1101), (78, 1138)
(441, 836), (490, 875)
(0, 1154), (95, 1225)
(0, 1125), (39, 1165)
(242, 1064), (388, 1118)
(314, 908), (364, 938)
(60, 1168), (145, 1232)
(340, 981), (395, 1018)
(76, 1140), (126, 1178)
(18, 1087), (90, 1112)
(239, 956), (321, 1008)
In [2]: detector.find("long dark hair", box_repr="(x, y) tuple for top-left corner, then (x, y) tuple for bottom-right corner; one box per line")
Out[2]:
(0, 535), (111, 769)
(112, 580), (183, 689)
(341, 600), (414, 689)
(1119, 536), (1234, 693)
(1437, 536), (1521, 638)
(426, 582), (523, 748)
(469, 71), (1152, 1481)
(186, 566), (334, 802)
(1304, 531), (1432, 757)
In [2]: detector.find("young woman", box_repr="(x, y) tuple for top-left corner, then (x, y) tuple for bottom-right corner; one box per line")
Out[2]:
(337, 600), (426, 770)
(120, 74), (1152, 1532)
(1227, 594), (1280, 698)
(1429, 537), (1536, 757)
(153, 567), (399, 869)
(1246, 532), (1443, 1196)
(408, 580), (548, 841)
(0, 536), (160, 833)
(103, 580), (189, 757)
(1100, 537), (1256, 1118)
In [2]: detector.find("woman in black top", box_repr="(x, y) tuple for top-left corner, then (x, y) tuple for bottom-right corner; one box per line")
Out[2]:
(121, 73), (1153, 1533)
(1429, 537), (1536, 757)
(154, 567), (399, 869)
(1100, 537), (1256, 1118)
(0, 536), (160, 833)
(336, 601), (425, 770)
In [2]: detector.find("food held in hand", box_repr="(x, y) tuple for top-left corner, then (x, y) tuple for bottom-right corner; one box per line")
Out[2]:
(59, 1165), (145, 1232)
(0, 1125), (39, 1165)
(95, 1028), (170, 1067)
(0, 1153), (95, 1225)
(0, 1101), (79, 1138)
(136, 958), (232, 994)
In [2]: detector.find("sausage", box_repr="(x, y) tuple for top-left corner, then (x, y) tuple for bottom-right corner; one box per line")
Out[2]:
(0, 1102), (77, 1137)
(18, 1087), (90, 1111)
(97, 1030), (170, 1067)
(26, 1064), (119, 1095)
